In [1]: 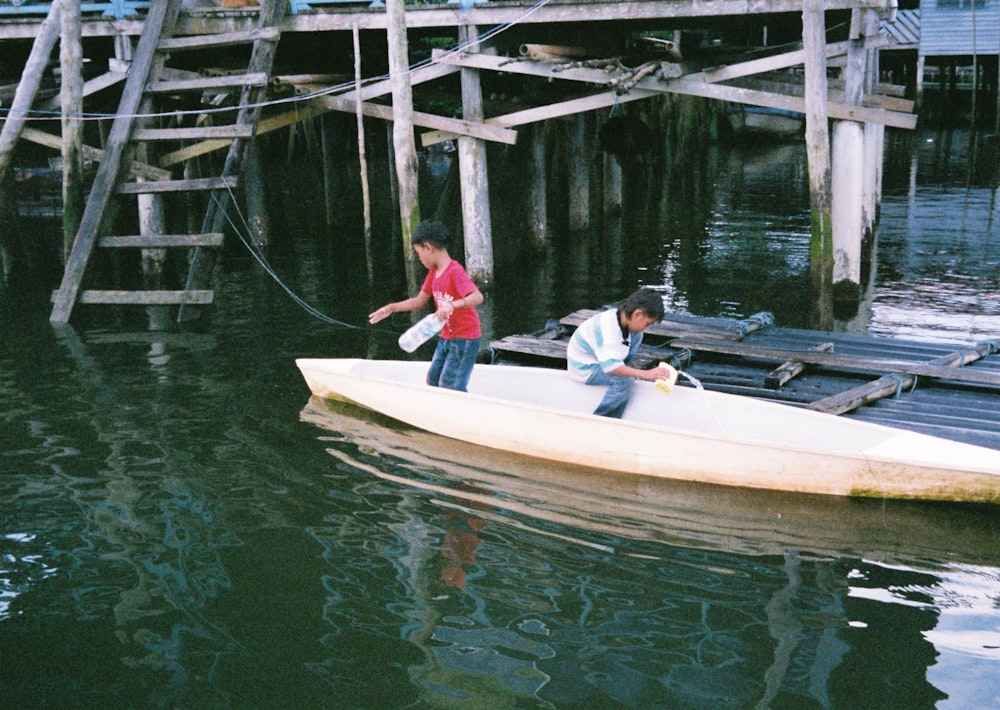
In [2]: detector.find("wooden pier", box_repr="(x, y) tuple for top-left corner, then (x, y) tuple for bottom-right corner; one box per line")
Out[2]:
(0, 0), (919, 325)
(490, 310), (1000, 450)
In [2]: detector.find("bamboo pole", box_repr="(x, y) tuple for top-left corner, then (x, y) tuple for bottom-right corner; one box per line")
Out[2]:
(386, 0), (420, 291)
(0, 2), (61, 184)
(60, 0), (84, 262)
(353, 23), (374, 290)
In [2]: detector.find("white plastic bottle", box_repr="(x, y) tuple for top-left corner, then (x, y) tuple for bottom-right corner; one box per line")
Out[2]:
(398, 313), (444, 352)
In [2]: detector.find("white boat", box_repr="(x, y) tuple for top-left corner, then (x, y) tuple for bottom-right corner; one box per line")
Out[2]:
(300, 396), (1000, 566)
(295, 358), (1000, 505)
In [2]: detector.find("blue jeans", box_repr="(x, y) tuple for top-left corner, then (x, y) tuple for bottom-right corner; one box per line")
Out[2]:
(585, 332), (643, 418)
(428, 337), (480, 392)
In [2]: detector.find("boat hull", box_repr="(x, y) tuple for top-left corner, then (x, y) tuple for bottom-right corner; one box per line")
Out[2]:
(295, 358), (1000, 504)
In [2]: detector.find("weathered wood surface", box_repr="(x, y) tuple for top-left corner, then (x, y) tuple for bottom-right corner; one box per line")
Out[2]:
(98, 233), (225, 248)
(559, 309), (771, 341)
(74, 289), (214, 305)
(806, 342), (998, 415)
(49, 0), (182, 324)
(765, 341), (834, 389)
(671, 339), (1000, 387)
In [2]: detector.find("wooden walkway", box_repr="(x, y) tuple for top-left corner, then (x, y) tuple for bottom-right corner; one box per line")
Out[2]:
(489, 310), (1000, 450)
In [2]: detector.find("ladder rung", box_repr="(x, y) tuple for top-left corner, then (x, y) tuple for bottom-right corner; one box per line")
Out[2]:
(133, 125), (255, 141)
(146, 73), (269, 94)
(117, 176), (238, 194)
(98, 233), (225, 248)
(75, 290), (215, 305)
(157, 27), (281, 52)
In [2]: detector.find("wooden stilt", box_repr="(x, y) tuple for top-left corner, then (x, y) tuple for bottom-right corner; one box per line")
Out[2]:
(831, 10), (866, 308)
(603, 150), (622, 219)
(528, 123), (547, 250)
(802, 0), (834, 330)
(59, 0), (84, 263)
(353, 23), (374, 289)
(457, 23), (493, 285)
(0, 2), (60, 184)
(567, 113), (590, 232)
(386, 0), (420, 292)
(244, 141), (270, 250)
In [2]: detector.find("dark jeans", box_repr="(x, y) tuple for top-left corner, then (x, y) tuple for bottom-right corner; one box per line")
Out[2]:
(585, 332), (643, 418)
(428, 337), (480, 392)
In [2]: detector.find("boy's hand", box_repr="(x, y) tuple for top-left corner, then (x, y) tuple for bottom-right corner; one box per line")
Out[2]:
(369, 305), (392, 324)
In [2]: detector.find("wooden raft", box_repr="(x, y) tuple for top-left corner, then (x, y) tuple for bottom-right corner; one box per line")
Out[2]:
(489, 309), (1000, 448)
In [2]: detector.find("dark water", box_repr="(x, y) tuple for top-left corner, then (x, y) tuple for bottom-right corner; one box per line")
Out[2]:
(2, 128), (999, 708)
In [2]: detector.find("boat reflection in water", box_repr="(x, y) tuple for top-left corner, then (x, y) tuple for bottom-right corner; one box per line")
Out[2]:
(300, 396), (1000, 709)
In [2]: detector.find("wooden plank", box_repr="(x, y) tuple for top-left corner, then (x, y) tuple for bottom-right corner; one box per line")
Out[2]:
(672, 339), (1000, 387)
(50, 0), (182, 324)
(490, 334), (684, 369)
(311, 93), (519, 145)
(157, 104), (328, 166)
(20, 126), (172, 180)
(765, 342), (834, 389)
(75, 289), (214, 305)
(146, 72), (268, 93)
(133, 124), (256, 141)
(805, 343), (996, 415)
(39, 69), (127, 110)
(437, 51), (918, 130)
(422, 88), (653, 146)
(98, 233), (224, 248)
(157, 26), (280, 51)
(560, 309), (769, 341)
(116, 176), (238, 193)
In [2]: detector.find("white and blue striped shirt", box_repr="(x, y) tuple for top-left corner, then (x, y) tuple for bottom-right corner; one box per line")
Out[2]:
(566, 308), (630, 383)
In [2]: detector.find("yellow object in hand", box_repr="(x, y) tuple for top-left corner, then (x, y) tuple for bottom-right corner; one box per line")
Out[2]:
(655, 362), (679, 394)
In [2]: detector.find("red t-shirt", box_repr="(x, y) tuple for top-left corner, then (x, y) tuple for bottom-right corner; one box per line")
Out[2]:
(421, 260), (481, 340)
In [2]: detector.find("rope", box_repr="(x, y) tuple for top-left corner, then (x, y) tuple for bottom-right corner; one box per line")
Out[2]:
(212, 186), (389, 333)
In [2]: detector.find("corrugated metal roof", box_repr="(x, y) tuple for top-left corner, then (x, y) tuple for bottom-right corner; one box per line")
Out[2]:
(880, 9), (920, 47)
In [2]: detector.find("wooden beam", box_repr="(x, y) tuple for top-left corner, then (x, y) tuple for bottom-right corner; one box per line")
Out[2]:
(75, 289), (214, 305)
(116, 175), (238, 194)
(436, 51), (918, 130)
(310, 93), (519, 145)
(765, 342), (834, 389)
(157, 26), (280, 51)
(145, 72), (268, 93)
(98, 233), (224, 247)
(39, 69), (127, 110)
(422, 88), (654, 146)
(20, 126), (172, 180)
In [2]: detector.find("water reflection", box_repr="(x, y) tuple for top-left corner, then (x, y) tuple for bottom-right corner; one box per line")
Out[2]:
(300, 396), (1000, 708)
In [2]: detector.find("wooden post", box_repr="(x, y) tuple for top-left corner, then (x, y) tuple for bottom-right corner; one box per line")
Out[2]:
(528, 123), (547, 250)
(59, 0), (84, 263)
(386, 0), (421, 291)
(802, 0), (834, 330)
(244, 141), (270, 250)
(353, 23), (374, 289)
(603, 150), (622, 219)
(567, 113), (590, 232)
(830, 10), (865, 310)
(861, 9), (884, 267)
(457, 24), (493, 286)
(0, 2), (61, 184)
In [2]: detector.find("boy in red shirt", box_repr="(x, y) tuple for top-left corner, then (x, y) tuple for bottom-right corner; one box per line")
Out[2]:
(369, 220), (484, 391)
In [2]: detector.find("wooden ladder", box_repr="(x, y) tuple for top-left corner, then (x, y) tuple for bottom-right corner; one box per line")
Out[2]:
(49, 0), (285, 324)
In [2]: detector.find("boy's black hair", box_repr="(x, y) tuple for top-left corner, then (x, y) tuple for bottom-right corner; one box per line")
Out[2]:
(411, 220), (450, 248)
(620, 287), (665, 321)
